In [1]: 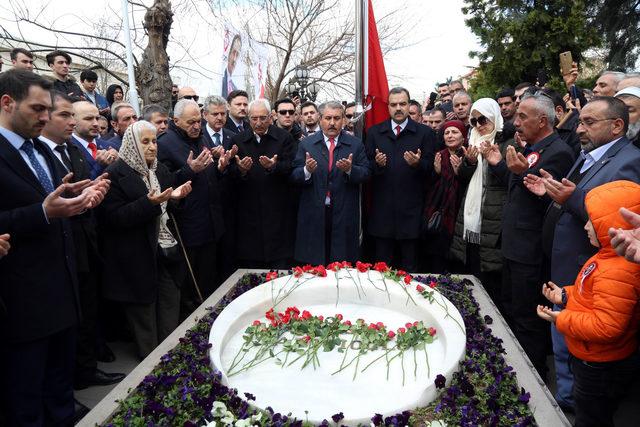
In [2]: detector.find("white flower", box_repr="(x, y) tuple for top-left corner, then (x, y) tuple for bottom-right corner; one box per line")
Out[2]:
(203, 421), (217, 427)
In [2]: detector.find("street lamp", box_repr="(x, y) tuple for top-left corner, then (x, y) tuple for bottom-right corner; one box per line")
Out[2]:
(285, 65), (319, 102)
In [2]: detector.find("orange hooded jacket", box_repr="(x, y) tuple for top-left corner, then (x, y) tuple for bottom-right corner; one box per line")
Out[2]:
(556, 180), (640, 362)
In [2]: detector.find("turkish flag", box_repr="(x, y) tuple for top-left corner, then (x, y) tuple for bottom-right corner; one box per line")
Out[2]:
(364, 0), (390, 130)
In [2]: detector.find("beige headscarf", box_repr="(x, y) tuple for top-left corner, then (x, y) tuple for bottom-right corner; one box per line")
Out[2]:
(462, 98), (504, 244)
(120, 121), (177, 249)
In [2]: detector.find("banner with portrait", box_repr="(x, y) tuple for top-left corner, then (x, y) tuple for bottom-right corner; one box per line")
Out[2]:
(219, 25), (269, 100)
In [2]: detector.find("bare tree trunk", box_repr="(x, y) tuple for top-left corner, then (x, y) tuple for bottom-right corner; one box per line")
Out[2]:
(137, 0), (174, 111)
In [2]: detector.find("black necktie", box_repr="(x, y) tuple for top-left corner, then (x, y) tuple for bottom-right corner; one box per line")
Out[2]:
(54, 144), (74, 173)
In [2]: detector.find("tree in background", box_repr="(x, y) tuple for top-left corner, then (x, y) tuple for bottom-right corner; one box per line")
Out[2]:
(462, 0), (600, 97)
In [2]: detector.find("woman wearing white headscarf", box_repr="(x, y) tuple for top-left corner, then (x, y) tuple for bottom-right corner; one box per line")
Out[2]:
(450, 98), (516, 306)
(100, 121), (192, 359)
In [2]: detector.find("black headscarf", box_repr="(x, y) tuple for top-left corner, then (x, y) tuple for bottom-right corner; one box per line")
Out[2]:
(106, 84), (124, 106)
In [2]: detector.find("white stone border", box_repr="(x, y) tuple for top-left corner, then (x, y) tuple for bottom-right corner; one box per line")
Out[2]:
(78, 272), (569, 427)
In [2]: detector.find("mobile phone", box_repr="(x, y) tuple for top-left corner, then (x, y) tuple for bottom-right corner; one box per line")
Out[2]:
(569, 85), (578, 100)
(559, 51), (573, 76)
(429, 92), (437, 103)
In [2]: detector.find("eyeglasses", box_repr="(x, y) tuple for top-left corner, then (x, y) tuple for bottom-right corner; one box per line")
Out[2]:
(278, 109), (295, 116)
(577, 118), (617, 127)
(470, 116), (489, 127)
(182, 95), (199, 102)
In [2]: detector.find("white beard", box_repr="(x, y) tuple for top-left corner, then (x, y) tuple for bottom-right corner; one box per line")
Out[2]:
(628, 121), (640, 140)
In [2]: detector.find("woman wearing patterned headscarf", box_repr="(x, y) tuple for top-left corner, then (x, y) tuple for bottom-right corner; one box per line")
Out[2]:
(450, 98), (516, 307)
(100, 120), (192, 359)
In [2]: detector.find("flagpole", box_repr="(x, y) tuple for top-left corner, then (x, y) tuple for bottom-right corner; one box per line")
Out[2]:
(121, 0), (140, 115)
(354, 0), (366, 138)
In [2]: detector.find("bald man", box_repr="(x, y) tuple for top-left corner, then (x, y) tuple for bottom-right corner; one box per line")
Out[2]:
(72, 101), (118, 179)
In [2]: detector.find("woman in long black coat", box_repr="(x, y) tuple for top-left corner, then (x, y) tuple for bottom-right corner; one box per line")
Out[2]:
(100, 121), (192, 359)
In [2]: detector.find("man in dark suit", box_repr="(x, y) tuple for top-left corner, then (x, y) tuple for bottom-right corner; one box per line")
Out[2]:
(72, 101), (118, 179)
(483, 94), (575, 378)
(157, 99), (227, 314)
(524, 95), (640, 410)
(292, 101), (370, 265)
(0, 70), (108, 426)
(39, 92), (125, 391)
(300, 101), (321, 136)
(224, 90), (250, 134)
(229, 99), (296, 269)
(366, 87), (436, 272)
(202, 95), (237, 284)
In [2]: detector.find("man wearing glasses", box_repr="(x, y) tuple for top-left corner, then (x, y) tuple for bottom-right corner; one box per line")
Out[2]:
(229, 99), (296, 270)
(273, 98), (303, 141)
(523, 96), (640, 410)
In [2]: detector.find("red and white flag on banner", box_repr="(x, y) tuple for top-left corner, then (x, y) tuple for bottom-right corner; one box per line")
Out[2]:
(364, 0), (390, 130)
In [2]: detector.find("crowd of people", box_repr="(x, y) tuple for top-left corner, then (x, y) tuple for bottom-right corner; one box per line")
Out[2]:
(1, 46), (640, 427)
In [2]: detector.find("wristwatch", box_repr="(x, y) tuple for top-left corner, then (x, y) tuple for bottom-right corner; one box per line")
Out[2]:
(561, 288), (568, 308)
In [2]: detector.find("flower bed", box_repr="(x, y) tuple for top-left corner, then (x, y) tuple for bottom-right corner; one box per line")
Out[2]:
(106, 270), (534, 426)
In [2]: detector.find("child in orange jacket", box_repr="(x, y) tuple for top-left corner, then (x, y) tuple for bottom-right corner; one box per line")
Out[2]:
(538, 180), (640, 427)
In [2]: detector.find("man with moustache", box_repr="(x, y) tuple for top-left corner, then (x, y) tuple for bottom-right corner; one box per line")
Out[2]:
(0, 69), (108, 425)
(229, 99), (296, 269)
(524, 96), (640, 409)
(366, 87), (436, 272)
(483, 93), (575, 379)
(292, 101), (370, 265)
(39, 92), (124, 391)
(225, 90), (250, 133)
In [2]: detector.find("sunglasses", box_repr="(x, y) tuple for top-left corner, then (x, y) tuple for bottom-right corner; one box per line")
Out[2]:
(182, 95), (199, 102)
(278, 109), (295, 116)
(345, 114), (354, 119)
(470, 116), (489, 127)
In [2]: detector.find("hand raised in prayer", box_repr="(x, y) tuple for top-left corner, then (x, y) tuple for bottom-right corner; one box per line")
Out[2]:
(187, 149), (213, 173)
(450, 153), (462, 175)
(434, 152), (442, 175)
(609, 208), (640, 264)
(480, 142), (502, 166)
(44, 181), (97, 218)
(171, 181), (192, 200)
(0, 234), (10, 258)
(374, 148), (387, 167)
(505, 145), (529, 174)
(462, 145), (479, 164)
(539, 168), (575, 204)
(235, 155), (253, 175)
(542, 281), (563, 305)
(259, 154), (278, 169)
(211, 145), (225, 159)
(217, 146), (237, 172)
(404, 149), (421, 167)
(305, 152), (318, 173)
(147, 188), (172, 205)
(536, 305), (559, 323)
(336, 153), (353, 173)
(523, 173), (546, 196)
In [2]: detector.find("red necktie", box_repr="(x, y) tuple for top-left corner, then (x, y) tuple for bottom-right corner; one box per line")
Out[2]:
(328, 137), (336, 171)
(88, 141), (97, 159)
(327, 137), (336, 203)
(395, 125), (402, 137)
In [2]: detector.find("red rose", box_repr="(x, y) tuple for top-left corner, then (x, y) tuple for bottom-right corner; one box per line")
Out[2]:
(301, 310), (312, 320)
(416, 284), (425, 292)
(405, 322), (413, 329)
(429, 280), (437, 289)
(374, 261), (389, 272)
(404, 275), (412, 285)
(336, 313), (343, 321)
(428, 327), (437, 336)
(368, 323), (378, 330)
(398, 327), (406, 334)
(413, 321), (419, 327)
(252, 320), (261, 326)
(344, 320), (352, 326)
(387, 330), (396, 339)
(376, 321), (384, 329)
(318, 315), (324, 322)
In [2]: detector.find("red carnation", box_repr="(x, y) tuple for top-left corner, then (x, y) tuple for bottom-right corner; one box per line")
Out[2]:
(293, 266), (304, 278)
(303, 335), (311, 343)
(376, 321), (384, 329)
(318, 315), (324, 322)
(428, 327), (437, 336)
(416, 284), (425, 292)
(374, 261), (389, 272)
(397, 270), (407, 277)
(341, 261), (352, 268)
(405, 322), (413, 329)
(336, 313), (343, 321)
(314, 265), (327, 277)
(368, 323), (378, 330)
(356, 261), (372, 272)
(327, 262), (342, 272)
(266, 308), (275, 321)
(404, 275), (412, 285)
(398, 327), (406, 334)
(301, 310), (312, 320)
(265, 271), (278, 282)
(429, 280), (437, 289)
(387, 330), (396, 339)
(302, 264), (314, 272)
(344, 320), (352, 326)
(252, 320), (261, 326)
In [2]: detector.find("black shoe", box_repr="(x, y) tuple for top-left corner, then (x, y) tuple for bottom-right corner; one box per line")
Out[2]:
(96, 344), (116, 363)
(72, 399), (90, 424)
(74, 369), (126, 390)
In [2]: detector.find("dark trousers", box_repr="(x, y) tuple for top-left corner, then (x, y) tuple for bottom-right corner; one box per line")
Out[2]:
(0, 327), (76, 427)
(325, 205), (332, 264)
(375, 237), (417, 272)
(182, 241), (217, 317)
(74, 269), (98, 382)
(123, 260), (182, 359)
(238, 258), (290, 270)
(570, 352), (640, 427)
(502, 257), (550, 378)
(466, 243), (503, 313)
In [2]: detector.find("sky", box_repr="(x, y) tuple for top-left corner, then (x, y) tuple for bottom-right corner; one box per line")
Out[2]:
(0, 0), (481, 104)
